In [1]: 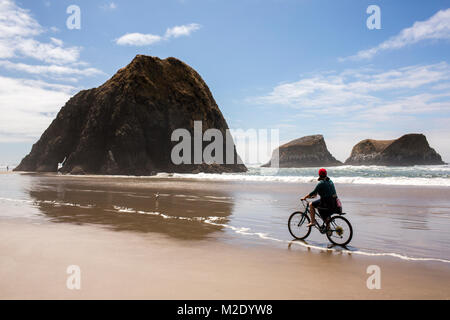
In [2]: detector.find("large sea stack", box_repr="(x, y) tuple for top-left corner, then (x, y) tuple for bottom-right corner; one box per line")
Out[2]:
(345, 133), (445, 166)
(262, 134), (342, 168)
(15, 55), (247, 175)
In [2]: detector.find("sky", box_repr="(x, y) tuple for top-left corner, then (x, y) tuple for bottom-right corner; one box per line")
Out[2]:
(0, 0), (450, 165)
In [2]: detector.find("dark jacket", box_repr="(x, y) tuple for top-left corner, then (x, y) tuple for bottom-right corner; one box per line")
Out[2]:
(309, 177), (338, 211)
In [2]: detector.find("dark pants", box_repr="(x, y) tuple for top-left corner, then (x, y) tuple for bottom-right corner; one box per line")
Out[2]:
(311, 198), (335, 220)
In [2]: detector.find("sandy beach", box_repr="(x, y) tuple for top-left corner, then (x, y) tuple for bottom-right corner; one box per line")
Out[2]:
(1, 220), (449, 300)
(1, 172), (450, 299)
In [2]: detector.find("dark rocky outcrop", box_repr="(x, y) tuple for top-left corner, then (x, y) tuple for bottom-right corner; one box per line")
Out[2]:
(262, 134), (342, 168)
(14, 55), (247, 175)
(345, 134), (445, 166)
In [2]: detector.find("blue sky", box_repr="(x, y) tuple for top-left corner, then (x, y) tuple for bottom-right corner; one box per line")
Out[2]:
(0, 0), (450, 164)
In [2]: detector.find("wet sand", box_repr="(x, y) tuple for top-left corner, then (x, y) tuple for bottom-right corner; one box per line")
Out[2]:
(5, 173), (449, 259)
(1, 173), (450, 299)
(1, 220), (449, 299)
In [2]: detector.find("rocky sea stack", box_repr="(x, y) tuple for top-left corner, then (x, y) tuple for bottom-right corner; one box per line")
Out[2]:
(15, 55), (247, 175)
(345, 133), (445, 166)
(262, 134), (342, 168)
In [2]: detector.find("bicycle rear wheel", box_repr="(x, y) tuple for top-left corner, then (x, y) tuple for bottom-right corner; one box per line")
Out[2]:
(288, 211), (311, 240)
(326, 216), (353, 246)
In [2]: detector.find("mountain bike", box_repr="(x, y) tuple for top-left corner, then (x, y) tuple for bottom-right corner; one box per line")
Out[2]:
(288, 199), (353, 246)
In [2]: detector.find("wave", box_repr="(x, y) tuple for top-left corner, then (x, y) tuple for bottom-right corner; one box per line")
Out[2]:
(0, 197), (96, 209)
(10, 163), (448, 187)
(164, 173), (450, 187)
(57, 171), (450, 187)
(110, 205), (228, 222)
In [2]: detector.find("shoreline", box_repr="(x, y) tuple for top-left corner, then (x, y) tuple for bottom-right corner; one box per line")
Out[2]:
(7, 171), (450, 190)
(10, 169), (450, 188)
(1, 219), (449, 299)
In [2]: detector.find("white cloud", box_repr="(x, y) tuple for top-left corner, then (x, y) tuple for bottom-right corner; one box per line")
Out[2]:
(0, 0), (103, 143)
(0, 0), (81, 64)
(13, 38), (81, 64)
(0, 60), (103, 77)
(115, 23), (201, 46)
(164, 23), (201, 38)
(50, 37), (63, 46)
(115, 33), (162, 46)
(0, 0), (42, 38)
(0, 76), (74, 141)
(342, 8), (450, 61)
(0, 0), (102, 82)
(0, 39), (14, 59)
(249, 62), (450, 118)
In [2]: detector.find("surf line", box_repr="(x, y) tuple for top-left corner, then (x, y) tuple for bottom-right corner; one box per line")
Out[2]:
(0, 197), (94, 208)
(202, 219), (450, 265)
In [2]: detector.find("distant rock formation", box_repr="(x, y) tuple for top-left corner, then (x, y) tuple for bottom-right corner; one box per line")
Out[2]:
(14, 55), (247, 175)
(262, 134), (342, 168)
(345, 134), (445, 166)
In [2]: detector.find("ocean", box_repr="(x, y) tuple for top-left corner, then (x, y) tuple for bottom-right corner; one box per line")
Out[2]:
(161, 164), (450, 187)
(3, 164), (450, 186)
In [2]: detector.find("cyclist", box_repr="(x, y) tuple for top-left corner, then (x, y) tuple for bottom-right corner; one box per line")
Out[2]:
(301, 168), (338, 227)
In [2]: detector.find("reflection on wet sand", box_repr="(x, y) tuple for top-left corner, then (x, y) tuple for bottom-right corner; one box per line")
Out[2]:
(3, 172), (450, 261)
(28, 176), (235, 240)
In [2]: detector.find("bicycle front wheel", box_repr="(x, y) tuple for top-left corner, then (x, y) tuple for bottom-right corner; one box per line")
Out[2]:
(326, 216), (353, 246)
(288, 211), (311, 240)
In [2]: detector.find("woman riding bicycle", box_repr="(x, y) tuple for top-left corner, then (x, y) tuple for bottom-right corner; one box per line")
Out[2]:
(301, 168), (338, 227)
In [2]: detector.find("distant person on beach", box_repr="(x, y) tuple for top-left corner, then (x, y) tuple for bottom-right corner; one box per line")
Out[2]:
(6, 166), (9, 172)
(301, 168), (338, 227)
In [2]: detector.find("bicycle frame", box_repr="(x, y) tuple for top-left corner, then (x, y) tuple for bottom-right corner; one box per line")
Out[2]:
(300, 200), (326, 229)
